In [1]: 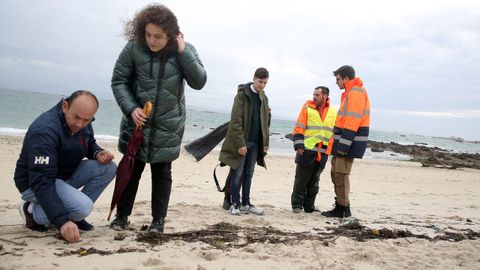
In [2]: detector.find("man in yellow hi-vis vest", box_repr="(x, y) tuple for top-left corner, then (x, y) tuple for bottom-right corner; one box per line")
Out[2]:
(291, 86), (337, 213)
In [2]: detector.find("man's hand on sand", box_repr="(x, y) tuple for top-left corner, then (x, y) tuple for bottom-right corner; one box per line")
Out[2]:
(60, 221), (80, 243)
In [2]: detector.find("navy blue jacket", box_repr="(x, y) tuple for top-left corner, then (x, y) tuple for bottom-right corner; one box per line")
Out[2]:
(14, 99), (103, 229)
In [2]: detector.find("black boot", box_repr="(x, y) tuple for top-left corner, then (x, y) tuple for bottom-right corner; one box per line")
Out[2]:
(344, 205), (352, 217)
(322, 202), (350, 218)
(110, 214), (129, 231)
(322, 202), (340, 217)
(148, 218), (165, 233)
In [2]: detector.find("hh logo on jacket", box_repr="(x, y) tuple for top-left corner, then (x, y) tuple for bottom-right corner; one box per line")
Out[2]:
(34, 156), (50, 165)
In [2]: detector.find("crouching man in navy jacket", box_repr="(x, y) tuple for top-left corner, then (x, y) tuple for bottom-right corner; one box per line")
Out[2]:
(14, 90), (116, 243)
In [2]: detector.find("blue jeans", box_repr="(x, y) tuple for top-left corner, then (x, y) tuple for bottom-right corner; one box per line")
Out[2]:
(230, 141), (259, 206)
(21, 160), (116, 225)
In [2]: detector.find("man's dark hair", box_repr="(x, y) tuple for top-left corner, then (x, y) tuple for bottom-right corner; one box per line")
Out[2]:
(65, 90), (99, 108)
(254, 67), (269, 79)
(315, 86), (329, 96)
(333, 65), (355, 80)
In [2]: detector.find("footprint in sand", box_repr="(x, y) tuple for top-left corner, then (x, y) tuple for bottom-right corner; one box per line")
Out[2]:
(243, 217), (270, 226)
(198, 251), (217, 261)
(142, 258), (164, 266)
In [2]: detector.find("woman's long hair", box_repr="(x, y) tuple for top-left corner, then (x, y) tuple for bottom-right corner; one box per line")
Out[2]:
(124, 3), (180, 54)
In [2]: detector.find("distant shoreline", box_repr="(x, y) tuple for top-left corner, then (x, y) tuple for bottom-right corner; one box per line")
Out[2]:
(2, 132), (478, 170)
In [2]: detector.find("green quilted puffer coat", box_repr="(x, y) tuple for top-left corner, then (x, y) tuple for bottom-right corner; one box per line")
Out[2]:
(112, 41), (207, 163)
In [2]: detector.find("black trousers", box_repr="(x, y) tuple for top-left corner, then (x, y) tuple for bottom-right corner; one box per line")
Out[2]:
(291, 161), (323, 211)
(116, 160), (172, 219)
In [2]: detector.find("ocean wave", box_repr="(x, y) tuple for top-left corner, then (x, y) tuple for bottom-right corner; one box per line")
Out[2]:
(0, 127), (27, 135)
(96, 135), (119, 141)
(0, 127), (119, 142)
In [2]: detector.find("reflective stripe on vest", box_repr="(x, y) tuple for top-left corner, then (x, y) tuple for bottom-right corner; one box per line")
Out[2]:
(341, 87), (364, 117)
(333, 134), (369, 146)
(304, 106), (337, 150)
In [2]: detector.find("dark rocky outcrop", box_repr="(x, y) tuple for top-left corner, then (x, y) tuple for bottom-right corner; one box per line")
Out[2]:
(367, 141), (480, 170)
(283, 133), (480, 170)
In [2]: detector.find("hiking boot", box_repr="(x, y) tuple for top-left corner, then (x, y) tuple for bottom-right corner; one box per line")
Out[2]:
(222, 196), (232, 211)
(229, 204), (241, 215)
(292, 208), (302, 213)
(240, 204), (264, 215)
(75, 219), (94, 231)
(321, 202), (350, 218)
(344, 205), (352, 217)
(19, 201), (47, 232)
(110, 214), (129, 231)
(148, 218), (164, 233)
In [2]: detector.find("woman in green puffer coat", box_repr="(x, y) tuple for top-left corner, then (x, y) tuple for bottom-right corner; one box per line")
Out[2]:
(110, 3), (207, 233)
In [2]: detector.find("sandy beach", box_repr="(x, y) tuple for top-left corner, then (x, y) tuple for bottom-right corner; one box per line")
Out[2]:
(0, 134), (479, 270)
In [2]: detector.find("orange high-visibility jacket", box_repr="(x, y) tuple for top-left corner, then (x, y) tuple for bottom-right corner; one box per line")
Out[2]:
(330, 77), (370, 158)
(293, 99), (335, 163)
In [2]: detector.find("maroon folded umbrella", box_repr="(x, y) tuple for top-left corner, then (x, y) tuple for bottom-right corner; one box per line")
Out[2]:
(107, 101), (152, 221)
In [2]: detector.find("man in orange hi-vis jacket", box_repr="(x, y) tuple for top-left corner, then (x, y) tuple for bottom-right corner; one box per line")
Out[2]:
(322, 65), (370, 218)
(291, 86), (336, 213)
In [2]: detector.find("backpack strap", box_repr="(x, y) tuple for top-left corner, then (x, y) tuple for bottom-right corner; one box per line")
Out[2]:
(213, 163), (225, 192)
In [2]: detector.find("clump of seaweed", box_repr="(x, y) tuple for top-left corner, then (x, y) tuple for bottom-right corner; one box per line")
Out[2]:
(134, 221), (480, 250)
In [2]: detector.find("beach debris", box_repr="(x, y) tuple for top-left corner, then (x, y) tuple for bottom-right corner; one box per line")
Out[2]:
(113, 231), (127, 241)
(340, 217), (362, 229)
(134, 221), (480, 250)
(54, 246), (146, 257)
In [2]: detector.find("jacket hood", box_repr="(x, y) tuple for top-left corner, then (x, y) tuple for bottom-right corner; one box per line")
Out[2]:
(238, 82), (253, 92)
(132, 40), (177, 79)
(345, 77), (363, 91)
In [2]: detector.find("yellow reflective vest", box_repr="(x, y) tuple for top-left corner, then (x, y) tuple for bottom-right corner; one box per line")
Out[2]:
(304, 106), (337, 152)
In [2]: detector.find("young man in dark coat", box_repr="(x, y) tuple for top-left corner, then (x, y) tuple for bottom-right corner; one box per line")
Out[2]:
(219, 67), (270, 215)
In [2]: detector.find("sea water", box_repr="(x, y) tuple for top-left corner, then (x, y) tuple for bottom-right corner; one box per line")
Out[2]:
(1, 88), (479, 159)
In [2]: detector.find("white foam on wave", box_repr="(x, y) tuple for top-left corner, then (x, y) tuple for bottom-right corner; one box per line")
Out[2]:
(96, 135), (119, 141)
(0, 127), (118, 142)
(0, 127), (27, 136)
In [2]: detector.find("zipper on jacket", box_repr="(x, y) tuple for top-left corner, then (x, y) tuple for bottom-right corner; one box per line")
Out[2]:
(147, 56), (167, 161)
(177, 82), (184, 117)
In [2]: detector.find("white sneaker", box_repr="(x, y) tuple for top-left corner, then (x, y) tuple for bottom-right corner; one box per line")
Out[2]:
(240, 204), (264, 215)
(229, 204), (241, 215)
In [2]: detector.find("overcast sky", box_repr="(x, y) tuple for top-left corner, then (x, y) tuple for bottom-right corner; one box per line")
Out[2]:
(1, 0), (479, 140)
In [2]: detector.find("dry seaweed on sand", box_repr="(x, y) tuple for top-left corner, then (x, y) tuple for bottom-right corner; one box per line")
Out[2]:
(333, 219), (480, 242)
(54, 247), (146, 257)
(135, 221), (480, 250)
(136, 222), (316, 249)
